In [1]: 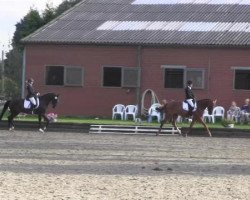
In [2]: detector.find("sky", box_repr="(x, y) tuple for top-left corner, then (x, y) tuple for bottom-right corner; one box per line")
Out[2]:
(0, 0), (63, 54)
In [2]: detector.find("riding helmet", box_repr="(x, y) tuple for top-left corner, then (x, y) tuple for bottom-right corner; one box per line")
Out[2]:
(28, 78), (34, 83)
(187, 80), (193, 85)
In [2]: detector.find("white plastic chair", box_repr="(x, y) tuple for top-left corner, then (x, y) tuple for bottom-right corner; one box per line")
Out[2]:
(148, 103), (161, 123)
(112, 104), (125, 120)
(212, 106), (225, 122)
(203, 108), (214, 123)
(176, 116), (183, 123)
(124, 105), (138, 121)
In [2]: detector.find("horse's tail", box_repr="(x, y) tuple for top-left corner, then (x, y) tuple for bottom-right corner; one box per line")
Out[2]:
(0, 100), (11, 121)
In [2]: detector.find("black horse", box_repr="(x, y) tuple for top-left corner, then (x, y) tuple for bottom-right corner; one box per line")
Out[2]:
(0, 93), (59, 132)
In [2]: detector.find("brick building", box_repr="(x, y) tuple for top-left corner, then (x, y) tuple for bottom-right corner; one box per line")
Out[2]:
(22, 0), (250, 117)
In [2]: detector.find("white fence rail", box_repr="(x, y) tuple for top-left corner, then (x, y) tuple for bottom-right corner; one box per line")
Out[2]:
(89, 124), (180, 135)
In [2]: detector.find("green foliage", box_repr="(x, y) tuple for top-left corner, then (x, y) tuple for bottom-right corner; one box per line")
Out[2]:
(55, 0), (82, 17)
(4, 48), (22, 80)
(13, 9), (43, 50)
(42, 3), (56, 25)
(0, 77), (19, 99)
(4, 0), (81, 100)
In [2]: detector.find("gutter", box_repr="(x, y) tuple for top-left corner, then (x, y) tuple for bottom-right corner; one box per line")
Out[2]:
(21, 47), (26, 98)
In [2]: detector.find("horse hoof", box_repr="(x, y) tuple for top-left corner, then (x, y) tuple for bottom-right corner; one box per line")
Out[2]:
(39, 128), (44, 133)
(9, 127), (14, 131)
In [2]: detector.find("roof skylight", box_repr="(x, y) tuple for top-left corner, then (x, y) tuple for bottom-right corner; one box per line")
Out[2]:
(132, 0), (250, 5)
(97, 21), (250, 33)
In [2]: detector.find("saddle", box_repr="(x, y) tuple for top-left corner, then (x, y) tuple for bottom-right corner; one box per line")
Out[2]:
(182, 100), (197, 112)
(24, 98), (40, 109)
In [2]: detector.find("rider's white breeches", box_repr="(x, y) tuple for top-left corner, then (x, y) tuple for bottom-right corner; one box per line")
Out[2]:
(186, 99), (194, 107)
(29, 97), (36, 105)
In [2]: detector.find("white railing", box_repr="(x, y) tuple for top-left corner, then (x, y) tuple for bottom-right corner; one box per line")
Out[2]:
(89, 124), (180, 135)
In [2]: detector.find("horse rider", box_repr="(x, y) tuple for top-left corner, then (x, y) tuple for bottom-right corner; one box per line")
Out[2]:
(185, 80), (196, 116)
(26, 78), (39, 114)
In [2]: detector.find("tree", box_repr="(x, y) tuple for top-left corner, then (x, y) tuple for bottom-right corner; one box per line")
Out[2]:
(0, 77), (19, 99)
(55, 0), (82, 17)
(42, 3), (56, 25)
(13, 9), (43, 50)
(4, 0), (82, 98)
(4, 9), (42, 99)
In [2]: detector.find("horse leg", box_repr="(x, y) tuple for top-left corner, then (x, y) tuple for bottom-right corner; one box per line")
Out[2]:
(8, 112), (18, 131)
(172, 114), (182, 135)
(41, 114), (50, 132)
(8, 115), (13, 131)
(197, 117), (212, 137)
(157, 119), (166, 136)
(38, 114), (44, 133)
(186, 118), (196, 137)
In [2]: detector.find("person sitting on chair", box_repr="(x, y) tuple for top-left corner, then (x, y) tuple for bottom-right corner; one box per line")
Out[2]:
(227, 101), (240, 121)
(240, 98), (250, 124)
(185, 80), (196, 116)
(26, 78), (39, 114)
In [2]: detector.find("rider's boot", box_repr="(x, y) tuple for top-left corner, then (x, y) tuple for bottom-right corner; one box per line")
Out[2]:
(188, 107), (194, 117)
(30, 104), (35, 114)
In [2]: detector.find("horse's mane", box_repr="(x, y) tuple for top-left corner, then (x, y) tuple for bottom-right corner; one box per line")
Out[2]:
(165, 98), (212, 104)
(40, 93), (56, 99)
(41, 92), (56, 97)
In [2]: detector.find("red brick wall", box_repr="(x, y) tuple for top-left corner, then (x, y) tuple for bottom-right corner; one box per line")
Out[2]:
(25, 44), (250, 117)
(139, 47), (249, 111)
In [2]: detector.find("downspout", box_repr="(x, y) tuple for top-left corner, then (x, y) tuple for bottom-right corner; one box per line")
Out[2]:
(136, 45), (142, 116)
(21, 47), (26, 98)
(207, 55), (211, 97)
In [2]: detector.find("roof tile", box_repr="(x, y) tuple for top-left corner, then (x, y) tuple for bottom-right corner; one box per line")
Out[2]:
(22, 0), (250, 47)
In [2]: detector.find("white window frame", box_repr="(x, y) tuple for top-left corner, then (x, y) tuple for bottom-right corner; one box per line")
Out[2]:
(231, 66), (250, 90)
(64, 66), (84, 86)
(162, 65), (205, 89)
(102, 66), (140, 88)
(186, 68), (205, 89)
(122, 67), (141, 88)
(45, 65), (84, 87)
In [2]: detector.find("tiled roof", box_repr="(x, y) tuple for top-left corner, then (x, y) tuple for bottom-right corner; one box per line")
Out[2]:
(22, 0), (250, 47)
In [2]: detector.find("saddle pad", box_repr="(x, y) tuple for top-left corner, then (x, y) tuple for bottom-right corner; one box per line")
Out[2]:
(182, 101), (197, 112)
(24, 99), (31, 109)
(23, 99), (40, 109)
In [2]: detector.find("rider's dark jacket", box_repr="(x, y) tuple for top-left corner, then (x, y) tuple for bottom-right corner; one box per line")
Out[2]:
(185, 86), (195, 100)
(26, 83), (36, 99)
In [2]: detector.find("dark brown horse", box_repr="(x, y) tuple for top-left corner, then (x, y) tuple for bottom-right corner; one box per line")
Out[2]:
(157, 99), (216, 137)
(0, 93), (59, 132)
